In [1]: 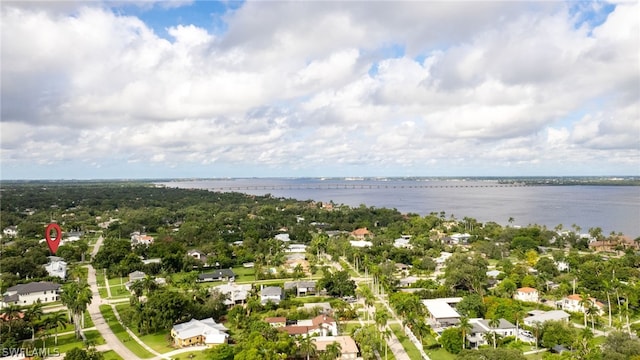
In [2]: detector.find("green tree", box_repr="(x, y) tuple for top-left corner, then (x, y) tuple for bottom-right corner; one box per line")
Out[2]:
(444, 253), (488, 295)
(49, 311), (68, 345)
(488, 317), (500, 349)
(441, 326), (463, 354)
(318, 270), (356, 297)
(458, 316), (472, 350)
(321, 341), (342, 360)
(60, 281), (93, 339)
(456, 348), (526, 360)
(64, 347), (103, 360)
(297, 335), (317, 360)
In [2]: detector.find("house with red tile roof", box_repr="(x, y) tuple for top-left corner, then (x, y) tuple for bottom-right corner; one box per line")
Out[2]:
(269, 315), (338, 337)
(350, 228), (372, 240)
(561, 294), (605, 315)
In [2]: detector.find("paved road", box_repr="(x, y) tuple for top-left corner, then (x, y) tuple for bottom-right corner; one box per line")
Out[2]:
(86, 235), (142, 359)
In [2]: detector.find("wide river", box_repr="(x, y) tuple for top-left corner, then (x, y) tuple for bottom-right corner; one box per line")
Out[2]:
(158, 178), (640, 238)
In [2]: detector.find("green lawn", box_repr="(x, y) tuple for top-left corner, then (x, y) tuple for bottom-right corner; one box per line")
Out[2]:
(84, 310), (95, 328)
(171, 350), (212, 360)
(138, 332), (174, 354)
(427, 348), (457, 360)
(389, 324), (423, 360)
(232, 266), (256, 282)
(102, 350), (124, 360)
(98, 286), (109, 299)
(29, 330), (105, 354)
(109, 285), (132, 298)
(99, 305), (155, 359)
(96, 271), (106, 287)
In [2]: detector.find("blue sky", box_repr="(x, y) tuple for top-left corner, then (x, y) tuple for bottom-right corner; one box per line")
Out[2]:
(1, 0), (638, 179)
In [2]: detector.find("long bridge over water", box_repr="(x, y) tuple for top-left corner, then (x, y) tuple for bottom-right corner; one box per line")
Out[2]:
(206, 183), (531, 191)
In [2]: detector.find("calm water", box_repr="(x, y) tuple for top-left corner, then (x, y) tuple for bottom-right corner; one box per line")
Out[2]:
(158, 178), (640, 238)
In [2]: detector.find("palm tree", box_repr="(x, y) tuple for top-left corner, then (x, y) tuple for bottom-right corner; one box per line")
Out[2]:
(25, 301), (44, 341)
(49, 311), (68, 345)
(380, 328), (392, 360)
(488, 317), (501, 349)
(579, 293), (591, 328)
(298, 334), (317, 360)
(322, 341), (342, 360)
(61, 280), (93, 339)
(1, 304), (22, 335)
(458, 316), (472, 350)
(374, 310), (388, 338)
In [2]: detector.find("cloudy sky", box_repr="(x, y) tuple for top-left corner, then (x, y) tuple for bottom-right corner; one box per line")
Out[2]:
(1, 0), (638, 179)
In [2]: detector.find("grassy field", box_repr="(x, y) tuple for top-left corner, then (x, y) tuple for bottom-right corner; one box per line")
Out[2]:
(232, 266), (256, 282)
(30, 330), (106, 354)
(96, 271), (106, 287)
(102, 350), (124, 360)
(171, 350), (212, 360)
(99, 305), (155, 359)
(389, 323), (423, 360)
(138, 332), (174, 353)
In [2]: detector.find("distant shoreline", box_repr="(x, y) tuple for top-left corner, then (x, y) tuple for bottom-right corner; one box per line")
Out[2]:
(1, 176), (639, 186)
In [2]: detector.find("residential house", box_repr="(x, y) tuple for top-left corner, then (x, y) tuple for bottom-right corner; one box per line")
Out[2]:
(349, 240), (373, 248)
(44, 256), (67, 279)
(197, 269), (236, 282)
(555, 261), (570, 272)
(171, 318), (228, 347)
(561, 294), (605, 315)
(395, 263), (410, 273)
(399, 276), (419, 288)
(130, 232), (154, 246)
(467, 318), (516, 348)
(3, 226), (18, 238)
(286, 244), (307, 253)
(187, 250), (208, 264)
(129, 271), (147, 282)
(261, 286), (284, 304)
(265, 317), (287, 327)
(275, 233), (291, 242)
(278, 315), (338, 337)
(445, 233), (471, 245)
(422, 298), (462, 327)
(523, 310), (570, 327)
(301, 302), (332, 315)
(350, 228), (372, 240)
(284, 281), (317, 296)
(588, 235), (639, 252)
(211, 283), (252, 306)
(393, 235), (413, 249)
(486, 270), (502, 279)
(514, 287), (539, 303)
(1, 282), (61, 308)
(434, 252), (453, 269)
(313, 336), (359, 359)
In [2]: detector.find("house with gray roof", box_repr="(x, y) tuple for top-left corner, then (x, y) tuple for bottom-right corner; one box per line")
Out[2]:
(197, 269), (236, 282)
(467, 318), (516, 349)
(1, 282), (61, 308)
(284, 281), (317, 296)
(261, 286), (284, 304)
(523, 310), (570, 326)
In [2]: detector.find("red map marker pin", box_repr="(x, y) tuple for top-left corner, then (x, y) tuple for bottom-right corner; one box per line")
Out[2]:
(45, 223), (62, 255)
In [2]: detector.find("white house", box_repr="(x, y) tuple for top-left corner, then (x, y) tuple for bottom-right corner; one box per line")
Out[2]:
(393, 235), (413, 249)
(467, 318), (516, 348)
(286, 244), (307, 253)
(1, 282), (61, 308)
(514, 287), (539, 303)
(275, 233), (291, 242)
(281, 315), (338, 337)
(422, 298), (462, 327)
(349, 240), (373, 248)
(44, 256), (67, 279)
(555, 261), (570, 272)
(3, 226), (18, 238)
(561, 294), (605, 315)
(212, 283), (252, 306)
(261, 286), (284, 304)
(130, 232), (154, 246)
(523, 310), (570, 327)
(171, 318), (228, 347)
